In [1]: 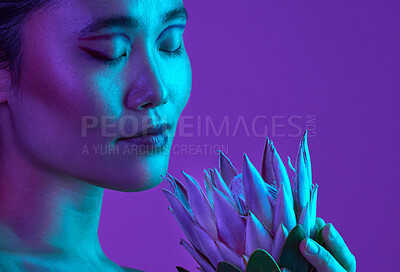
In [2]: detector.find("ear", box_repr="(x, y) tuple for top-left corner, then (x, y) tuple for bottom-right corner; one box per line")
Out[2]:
(0, 67), (11, 103)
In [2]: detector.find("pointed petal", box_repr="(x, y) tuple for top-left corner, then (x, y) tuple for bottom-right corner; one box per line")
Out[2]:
(191, 224), (222, 268)
(214, 240), (246, 271)
(213, 185), (245, 254)
(210, 168), (234, 202)
(219, 150), (238, 186)
(180, 239), (215, 272)
(271, 223), (288, 261)
(235, 194), (248, 216)
(163, 189), (204, 252)
(261, 138), (276, 185)
(182, 171), (218, 239)
(273, 184), (296, 234)
(309, 184), (318, 238)
(288, 156), (298, 218)
(173, 176), (189, 201)
(166, 172), (190, 210)
(287, 156), (296, 191)
(295, 131), (312, 218)
(272, 144), (294, 207)
(242, 255), (249, 270)
(244, 211), (274, 255)
(167, 172), (187, 194)
(163, 173), (176, 192)
(290, 176), (297, 213)
(283, 223), (288, 236)
(298, 203), (310, 238)
(243, 154), (274, 230)
(204, 169), (214, 209)
(303, 130), (312, 183)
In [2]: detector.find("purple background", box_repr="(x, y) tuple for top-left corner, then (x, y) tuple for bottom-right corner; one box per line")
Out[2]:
(99, 1), (399, 271)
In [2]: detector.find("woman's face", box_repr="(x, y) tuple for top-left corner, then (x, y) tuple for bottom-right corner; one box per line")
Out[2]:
(6, 0), (191, 191)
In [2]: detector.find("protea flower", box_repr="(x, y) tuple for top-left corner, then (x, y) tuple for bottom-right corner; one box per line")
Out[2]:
(162, 131), (322, 272)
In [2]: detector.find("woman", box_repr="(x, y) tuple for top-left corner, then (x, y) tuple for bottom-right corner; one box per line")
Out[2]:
(0, 0), (355, 271)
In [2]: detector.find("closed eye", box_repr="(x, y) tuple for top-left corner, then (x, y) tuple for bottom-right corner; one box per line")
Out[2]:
(159, 43), (183, 57)
(78, 34), (131, 65)
(80, 47), (128, 67)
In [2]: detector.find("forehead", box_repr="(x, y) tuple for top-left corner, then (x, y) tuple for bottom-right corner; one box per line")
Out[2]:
(79, 0), (184, 24)
(23, 0), (186, 45)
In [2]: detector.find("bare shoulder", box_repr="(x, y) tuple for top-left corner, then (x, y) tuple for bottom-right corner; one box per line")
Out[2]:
(122, 267), (145, 272)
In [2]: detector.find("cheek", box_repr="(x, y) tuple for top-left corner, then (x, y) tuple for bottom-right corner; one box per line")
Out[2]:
(86, 70), (126, 118)
(17, 15), (125, 135)
(9, 77), (90, 162)
(10, 54), (118, 164)
(166, 54), (192, 114)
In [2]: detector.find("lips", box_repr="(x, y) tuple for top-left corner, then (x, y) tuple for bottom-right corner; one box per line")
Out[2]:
(119, 123), (171, 140)
(117, 123), (170, 150)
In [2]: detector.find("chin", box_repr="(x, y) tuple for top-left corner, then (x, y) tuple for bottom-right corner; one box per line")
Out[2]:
(75, 144), (172, 192)
(95, 172), (165, 192)
(132, 174), (165, 192)
(103, 160), (169, 192)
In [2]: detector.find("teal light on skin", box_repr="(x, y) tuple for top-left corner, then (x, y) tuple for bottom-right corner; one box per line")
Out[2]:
(0, 0), (191, 271)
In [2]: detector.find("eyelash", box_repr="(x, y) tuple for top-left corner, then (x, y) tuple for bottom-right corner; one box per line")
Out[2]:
(160, 44), (184, 58)
(101, 44), (183, 66)
(102, 52), (127, 66)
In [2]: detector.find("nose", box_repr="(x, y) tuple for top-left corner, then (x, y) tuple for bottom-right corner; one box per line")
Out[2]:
(125, 59), (168, 111)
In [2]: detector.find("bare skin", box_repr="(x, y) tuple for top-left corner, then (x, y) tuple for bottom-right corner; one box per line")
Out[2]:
(0, 0), (355, 271)
(0, 0), (191, 271)
(282, 218), (356, 272)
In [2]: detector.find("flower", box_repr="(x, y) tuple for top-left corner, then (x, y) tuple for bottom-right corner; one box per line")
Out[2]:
(163, 131), (320, 272)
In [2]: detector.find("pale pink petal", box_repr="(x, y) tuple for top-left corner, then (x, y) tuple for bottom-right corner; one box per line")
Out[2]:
(299, 203), (310, 238)
(213, 186), (245, 254)
(295, 130), (312, 218)
(214, 240), (246, 271)
(273, 184), (296, 234)
(191, 224), (222, 268)
(180, 239), (215, 272)
(243, 154), (274, 230)
(182, 171), (218, 239)
(203, 169), (214, 209)
(261, 137), (276, 185)
(210, 168), (234, 203)
(272, 144), (294, 207)
(219, 150), (238, 186)
(310, 184), (318, 238)
(244, 211), (274, 255)
(271, 224), (288, 261)
(163, 189), (204, 253)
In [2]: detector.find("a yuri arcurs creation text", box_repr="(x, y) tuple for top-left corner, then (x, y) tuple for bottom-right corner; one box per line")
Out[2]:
(163, 131), (322, 272)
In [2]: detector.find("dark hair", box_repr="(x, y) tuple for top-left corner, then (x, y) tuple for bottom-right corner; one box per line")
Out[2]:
(0, 1), (52, 89)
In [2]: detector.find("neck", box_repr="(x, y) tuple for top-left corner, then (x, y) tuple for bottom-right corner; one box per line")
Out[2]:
(0, 140), (104, 257)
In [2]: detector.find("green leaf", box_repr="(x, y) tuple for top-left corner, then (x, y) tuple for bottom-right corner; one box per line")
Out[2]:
(245, 249), (281, 272)
(278, 225), (310, 272)
(176, 266), (190, 272)
(216, 261), (242, 272)
(315, 227), (326, 248)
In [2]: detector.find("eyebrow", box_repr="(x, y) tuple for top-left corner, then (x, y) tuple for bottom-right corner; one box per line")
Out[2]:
(78, 7), (188, 36)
